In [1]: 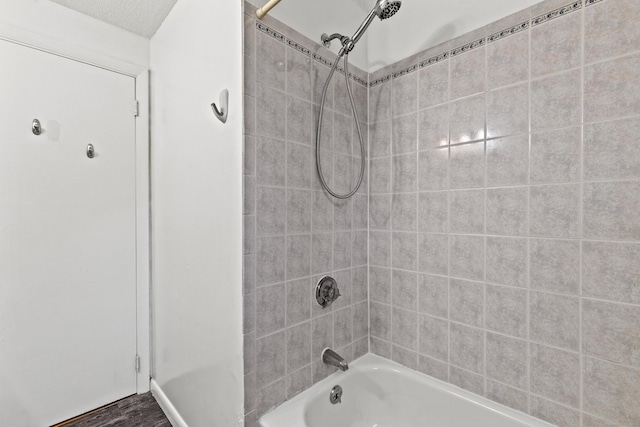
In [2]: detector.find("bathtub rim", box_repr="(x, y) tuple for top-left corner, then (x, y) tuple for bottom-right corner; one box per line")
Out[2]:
(259, 353), (555, 427)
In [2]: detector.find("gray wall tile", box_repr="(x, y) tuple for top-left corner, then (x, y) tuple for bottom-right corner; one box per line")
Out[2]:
(530, 343), (580, 408)
(449, 95), (486, 145)
(450, 366), (485, 396)
(584, 117), (640, 181)
(418, 147), (449, 191)
(583, 357), (640, 425)
(486, 135), (529, 187)
(392, 269), (418, 311)
(487, 31), (529, 90)
(370, 266), (391, 304)
(418, 104), (449, 149)
(449, 189), (485, 234)
(392, 193), (417, 231)
(530, 291), (579, 351)
(286, 278), (310, 326)
(286, 234), (311, 280)
(418, 314), (449, 361)
(486, 187), (528, 236)
(391, 345), (418, 370)
(583, 180), (640, 241)
(450, 48), (486, 100)
(419, 60), (449, 109)
(582, 299), (640, 368)
(529, 394), (580, 427)
(585, 0), (640, 64)
(486, 333), (528, 390)
(392, 72), (418, 116)
(486, 380), (528, 413)
(486, 284), (527, 338)
(286, 322), (311, 371)
(486, 83), (529, 139)
(450, 323), (485, 374)
(531, 70), (581, 131)
(418, 233), (449, 275)
(392, 232), (417, 271)
(418, 274), (449, 318)
(370, 231), (391, 267)
(529, 184), (580, 238)
(486, 237), (528, 288)
(584, 53), (640, 123)
(392, 112), (418, 155)
(418, 191), (448, 233)
(531, 11), (582, 77)
(449, 141), (485, 189)
(449, 234), (485, 281)
(392, 307), (418, 350)
(450, 278), (485, 328)
(530, 127), (581, 184)
(256, 331), (286, 388)
(582, 241), (640, 305)
(529, 238), (580, 295)
(418, 354), (449, 382)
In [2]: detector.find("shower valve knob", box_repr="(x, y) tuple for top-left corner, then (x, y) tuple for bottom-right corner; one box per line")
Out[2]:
(316, 276), (341, 308)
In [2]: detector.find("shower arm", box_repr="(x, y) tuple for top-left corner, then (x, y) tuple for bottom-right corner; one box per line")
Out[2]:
(322, 7), (377, 56)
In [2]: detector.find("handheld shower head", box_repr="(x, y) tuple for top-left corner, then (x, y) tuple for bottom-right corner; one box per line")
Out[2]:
(376, 0), (402, 20)
(348, 0), (402, 47)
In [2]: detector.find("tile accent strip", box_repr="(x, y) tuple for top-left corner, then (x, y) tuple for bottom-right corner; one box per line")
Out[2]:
(368, 0), (596, 87)
(419, 51), (449, 68)
(451, 37), (486, 56)
(258, 0), (600, 87)
(488, 21), (529, 43)
(532, 1), (582, 26)
(256, 21), (368, 87)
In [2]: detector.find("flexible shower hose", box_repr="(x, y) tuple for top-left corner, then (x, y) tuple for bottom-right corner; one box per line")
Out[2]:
(316, 53), (366, 199)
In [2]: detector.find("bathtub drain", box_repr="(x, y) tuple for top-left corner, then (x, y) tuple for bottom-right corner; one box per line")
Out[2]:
(330, 385), (343, 404)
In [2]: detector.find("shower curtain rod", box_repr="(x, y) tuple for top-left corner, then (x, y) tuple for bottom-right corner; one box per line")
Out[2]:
(256, 0), (281, 19)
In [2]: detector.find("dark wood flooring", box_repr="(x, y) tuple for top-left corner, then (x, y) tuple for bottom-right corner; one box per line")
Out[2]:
(56, 393), (171, 427)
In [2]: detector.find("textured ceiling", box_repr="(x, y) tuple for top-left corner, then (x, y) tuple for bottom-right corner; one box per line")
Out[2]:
(49, 0), (178, 38)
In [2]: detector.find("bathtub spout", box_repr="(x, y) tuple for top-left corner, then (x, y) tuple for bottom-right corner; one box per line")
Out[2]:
(322, 348), (349, 371)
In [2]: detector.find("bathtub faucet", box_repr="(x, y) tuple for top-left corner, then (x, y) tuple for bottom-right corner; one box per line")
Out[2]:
(322, 348), (349, 371)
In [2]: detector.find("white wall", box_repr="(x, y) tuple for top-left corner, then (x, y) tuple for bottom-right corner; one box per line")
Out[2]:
(150, 0), (245, 425)
(0, 0), (149, 76)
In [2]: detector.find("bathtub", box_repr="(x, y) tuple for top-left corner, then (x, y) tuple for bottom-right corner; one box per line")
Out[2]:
(259, 354), (553, 427)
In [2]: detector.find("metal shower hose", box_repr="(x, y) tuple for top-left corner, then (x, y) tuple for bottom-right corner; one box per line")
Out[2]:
(316, 53), (366, 199)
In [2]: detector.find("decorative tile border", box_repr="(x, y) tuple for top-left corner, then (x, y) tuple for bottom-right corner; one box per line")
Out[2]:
(451, 37), (486, 56)
(532, 1), (582, 26)
(256, 21), (368, 87)
(488, 21), (529, 43)
(256, 0), (605, 88)
(368, 0), (593, 87)
(419, 51), (449, 68)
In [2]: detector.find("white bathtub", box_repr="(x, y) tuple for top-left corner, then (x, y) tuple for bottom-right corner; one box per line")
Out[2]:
(259, 354), (553, 427)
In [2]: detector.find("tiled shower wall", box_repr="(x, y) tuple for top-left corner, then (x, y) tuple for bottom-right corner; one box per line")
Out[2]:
(242, 3), (369, 425)
(368, 0), (640, 425)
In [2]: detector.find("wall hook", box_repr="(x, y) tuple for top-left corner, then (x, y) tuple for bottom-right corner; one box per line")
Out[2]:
(32, 119), (41, 135)
(211, 89), (229, 123)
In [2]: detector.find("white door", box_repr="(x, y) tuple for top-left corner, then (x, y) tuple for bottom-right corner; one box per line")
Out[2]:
(0, 39), (137, 426)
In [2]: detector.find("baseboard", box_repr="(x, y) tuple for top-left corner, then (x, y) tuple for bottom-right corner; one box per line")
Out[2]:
(150, 379), (189, 427)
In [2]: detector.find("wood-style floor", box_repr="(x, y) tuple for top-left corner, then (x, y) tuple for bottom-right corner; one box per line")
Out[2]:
(55, 393), (171, 427)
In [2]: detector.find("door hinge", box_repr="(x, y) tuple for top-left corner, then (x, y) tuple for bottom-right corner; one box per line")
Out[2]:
(135, 355), (141, 373)
(134, 100), (139, 117)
